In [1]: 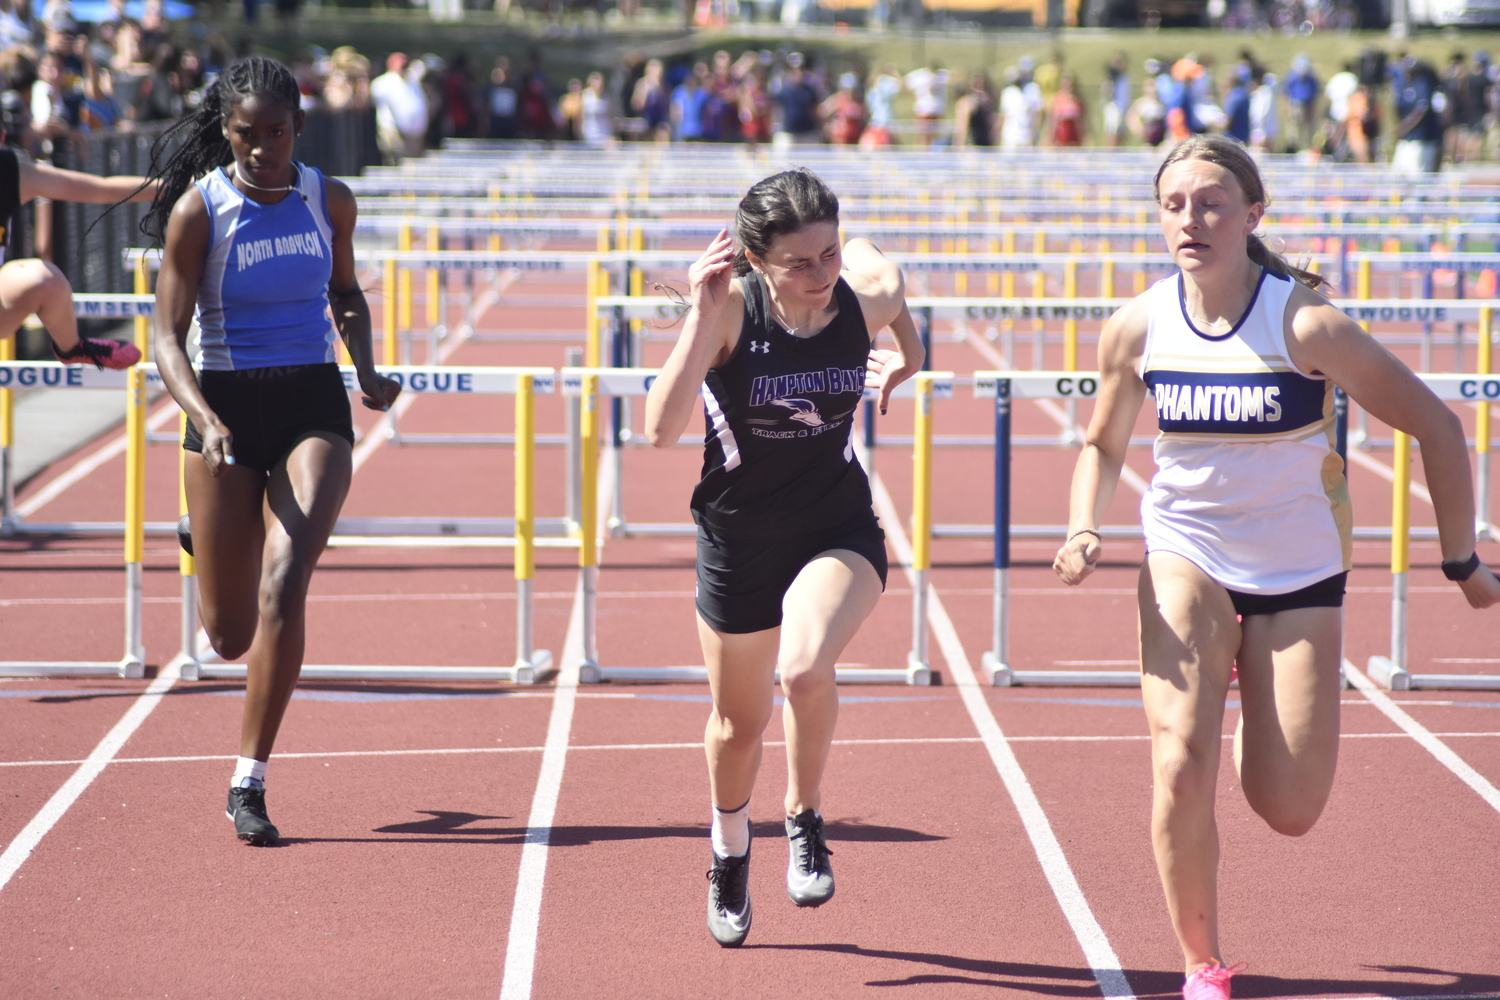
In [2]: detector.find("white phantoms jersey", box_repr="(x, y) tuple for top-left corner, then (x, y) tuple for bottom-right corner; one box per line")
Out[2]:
(1138, 269), (1352, 594)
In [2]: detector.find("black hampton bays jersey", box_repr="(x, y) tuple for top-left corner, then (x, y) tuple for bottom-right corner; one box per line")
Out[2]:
(690, 272), (875, 536)
(0, 148), (19, 264)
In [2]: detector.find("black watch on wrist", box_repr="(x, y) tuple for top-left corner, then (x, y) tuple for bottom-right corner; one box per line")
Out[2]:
(1441, 551), (1482, 582)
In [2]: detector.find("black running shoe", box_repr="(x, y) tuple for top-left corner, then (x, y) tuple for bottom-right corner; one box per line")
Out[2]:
(785, 809), (834, 906)
(176, 514), (193, 557)
(226, 786), (279, 845)
(706, 845), (752, 947)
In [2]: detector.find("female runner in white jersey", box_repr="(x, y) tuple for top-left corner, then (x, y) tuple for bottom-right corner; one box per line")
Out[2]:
(645, 169), (924, 947)
(1054, 135), (1499, 999)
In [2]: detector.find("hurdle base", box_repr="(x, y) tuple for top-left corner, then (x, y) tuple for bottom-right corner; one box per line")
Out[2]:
(1366, 655), (1412, 691)
(1003, 669), (1142, 687)
(982, 652), (1014, 687)
(191, 663), (551, 682)
(1385, 671), (1500, 691)
(513, 649), (554, 686)
(0, 660), (139, 677)
(905, 653), (932, 687)
(176, 653), (203, 681)
(578, 665), (932, 684)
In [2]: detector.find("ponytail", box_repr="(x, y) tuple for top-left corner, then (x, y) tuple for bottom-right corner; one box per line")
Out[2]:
(1247, 233), (1327, 291)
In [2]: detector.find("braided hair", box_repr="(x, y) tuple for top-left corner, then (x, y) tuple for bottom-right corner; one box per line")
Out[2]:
(140, 56), (302, 246)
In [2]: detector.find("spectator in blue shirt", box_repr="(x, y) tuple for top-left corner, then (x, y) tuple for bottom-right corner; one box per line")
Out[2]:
(1222, 72), (1251, 144)
(773, 60), (820, 149)
(1283, 54), (1320, 152)
(671, 64), (710, 142)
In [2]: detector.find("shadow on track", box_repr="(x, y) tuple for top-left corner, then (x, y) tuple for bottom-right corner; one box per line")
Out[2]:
(259, 813), (949, 846)
(748, 946), (1500, 999)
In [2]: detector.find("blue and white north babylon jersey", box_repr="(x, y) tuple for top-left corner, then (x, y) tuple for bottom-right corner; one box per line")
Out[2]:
(194, 164), (337, 370)
(1138, 268), (1352, 594)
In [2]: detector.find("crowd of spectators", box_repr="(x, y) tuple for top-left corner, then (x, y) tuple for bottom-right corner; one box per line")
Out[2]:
(373, 45), (1496, 176)
(0, 0), (222, 146)
(7, 0), (1493, 182)
(342, 43), (1500, 179)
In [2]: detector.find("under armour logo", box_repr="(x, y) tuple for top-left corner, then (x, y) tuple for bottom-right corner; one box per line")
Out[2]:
(749, 341), (770, 354)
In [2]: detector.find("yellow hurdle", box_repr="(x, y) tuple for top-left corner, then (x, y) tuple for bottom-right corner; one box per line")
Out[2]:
(578, 373), (601, 678)
(1479, 307), (1493, 540)
(1390, 429), (1411, 672)
(1063, 260), (1079, 372)
(426, 225), (441, 331)
(121, 362), (147, 676)
(383, 258), (397, 367)
(512, 372), (549, 679)
(0, 335), (12, 520)
(397, 225), (412, 360)
(909, 374), (935, 678)
(585, 260), (601, 369)
(177, 411), (202, 676)
(134, 257), (150, 355)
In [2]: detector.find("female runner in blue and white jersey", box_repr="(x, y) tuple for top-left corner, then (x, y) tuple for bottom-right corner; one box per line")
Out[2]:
(1054, 135), (1499, 1000)
(148, 57), (401, 845)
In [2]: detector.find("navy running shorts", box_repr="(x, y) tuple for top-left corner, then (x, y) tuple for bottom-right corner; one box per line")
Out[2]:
(183, 363), (354, 474)
(1226, 571), (1347, 617)
(694, 510), (889, 635)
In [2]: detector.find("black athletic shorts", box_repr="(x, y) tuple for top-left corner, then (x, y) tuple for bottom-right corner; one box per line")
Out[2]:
(695, 510), (889, 635)
(183, 363), (354, 474)
(1226, 571), (1347, 617)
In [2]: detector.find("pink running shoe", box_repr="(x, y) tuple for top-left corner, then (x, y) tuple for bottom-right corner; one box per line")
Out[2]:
(1183, 962), (1246, 1000)
(52, 337), (141, 370)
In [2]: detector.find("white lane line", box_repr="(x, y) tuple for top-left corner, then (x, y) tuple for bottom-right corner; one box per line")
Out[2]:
(1345, 660), (1500, 817)
(9, 730), (1500, 770)
(962, 329), (1150, 496)
(497, 627), (579, 1000)
(0, 658), (181, 893)
(868, 456), (1134, 999)
(16, 399), (181, 517)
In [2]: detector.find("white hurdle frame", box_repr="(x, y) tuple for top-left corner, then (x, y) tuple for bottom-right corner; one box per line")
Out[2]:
(0, 361), (149, 678)
(560, 367), (937, 686)
(179, 365), (560, 685)
(1368, 369), (1499, 691)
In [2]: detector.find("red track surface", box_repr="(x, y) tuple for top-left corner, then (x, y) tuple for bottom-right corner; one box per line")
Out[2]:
(2, 266), (1499, 1000)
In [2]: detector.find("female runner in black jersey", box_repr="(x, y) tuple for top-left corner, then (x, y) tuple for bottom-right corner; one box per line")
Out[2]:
(645, 169), (924, 947)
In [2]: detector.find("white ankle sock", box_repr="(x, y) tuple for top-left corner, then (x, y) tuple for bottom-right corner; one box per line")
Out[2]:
(711, 799), (750, 858)
(232, 757), (267, 789)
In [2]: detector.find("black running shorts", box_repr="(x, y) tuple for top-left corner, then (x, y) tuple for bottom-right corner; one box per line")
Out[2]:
(1226, 571), (1347, 617)
(183, 363), (354, 474)
(694, 510), (889, 635)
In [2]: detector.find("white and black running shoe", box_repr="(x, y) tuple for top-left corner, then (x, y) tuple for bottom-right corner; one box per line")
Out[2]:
(227, 786), (279, 845)
(785, 809), (834, 906)
(706, 845), (752, 947)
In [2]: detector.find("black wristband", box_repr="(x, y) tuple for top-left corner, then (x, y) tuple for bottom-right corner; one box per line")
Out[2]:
(1441, 551), (1482, 582)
